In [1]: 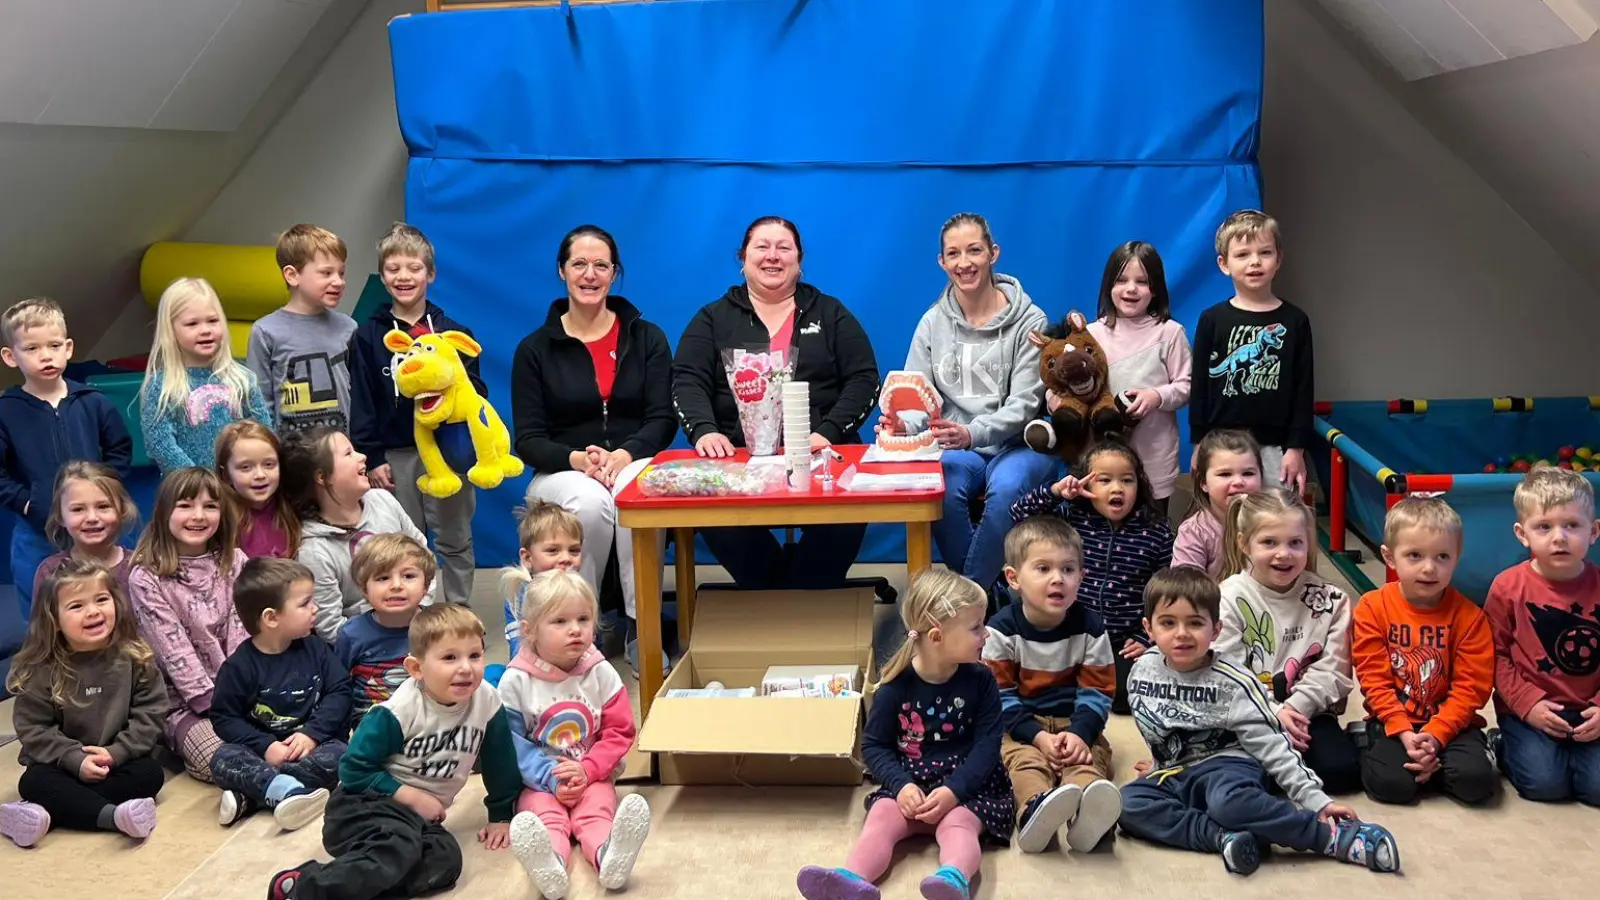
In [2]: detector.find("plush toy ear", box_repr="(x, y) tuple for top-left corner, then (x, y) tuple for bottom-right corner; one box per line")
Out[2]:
(383, 329), (415, 354)
(1067, 311), (1088, 332)
(1028, 330), (1050, 349)
(441, 330), (482, 359)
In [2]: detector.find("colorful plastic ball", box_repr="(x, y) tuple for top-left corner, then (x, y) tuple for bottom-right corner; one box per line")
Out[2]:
(1559, 461), (1574, 470)
(1575, 462), (1589, 473)
(1483, 463), (1500, 474)
(1560, 446), (1576, 461)
(1512, 459), (1532, 473)
(1494, 455), (1511, 469)
(1579, 447), (1595, 461)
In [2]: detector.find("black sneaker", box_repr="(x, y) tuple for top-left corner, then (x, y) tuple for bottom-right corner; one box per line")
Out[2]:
(1486, 727), (1503, 772)
(1015, 785), (1081, 854)
(219, 790), (256, 827)
(1220, 831), (1261, 876)
(267, 868), (300, 900)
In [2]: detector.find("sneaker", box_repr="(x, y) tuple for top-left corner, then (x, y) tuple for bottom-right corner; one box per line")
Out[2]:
(918, 865), (971, 900)
(113, 798), (158, 839)
(273, 788), (329, 832)
(219, 789), (255, 827)
(510, 811), (569, 899)
(1328, 820), (1400, 873)
(597, 793), (652, 890)
(796, 866), (880, 900)
(1486, 726), (1503, 771)
(1220, 830), (1261, 876)
(1015, 785), (1081, 854)
(267, 868), (300, 900)
(1064, 779), (1121, 852)
(0, 801), (50, 848)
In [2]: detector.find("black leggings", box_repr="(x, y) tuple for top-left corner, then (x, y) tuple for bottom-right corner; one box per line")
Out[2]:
(18, 758), (165, 831)
(1301, 714), (1363, 795)
(292, 788), (462, 900)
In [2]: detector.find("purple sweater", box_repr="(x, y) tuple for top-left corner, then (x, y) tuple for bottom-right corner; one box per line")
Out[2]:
(128, 549), (250, 741)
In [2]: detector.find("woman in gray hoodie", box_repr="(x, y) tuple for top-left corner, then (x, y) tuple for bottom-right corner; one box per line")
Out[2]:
(887, 214), (1056, 592)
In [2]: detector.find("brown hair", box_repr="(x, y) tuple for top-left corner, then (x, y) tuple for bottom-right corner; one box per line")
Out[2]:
(1, 297), (67, 346)
(1383, 495), (1464, 546)
(409, 603), (485, 659)
(738, 216), (804, 263)
(377, 221), (435, 274)
(1095, 241), (1171, 330)
(1143, 565), (1221, 621)
(6, 561), (154, 704)
(352, 533), (438, 589)
(1219, 488), (1317, 581)
(277, 223), (348, 273)
(1215, 209), (1282, 258)
(232, 556), (314, 636)
(1184, 428), (1263, 523)
(131, 467), (239, 579)
(278, 426), (347, 520)
(47, 461), (137, 547)
(215, 420), (301, 556)
(1003, 516), (1083, 571)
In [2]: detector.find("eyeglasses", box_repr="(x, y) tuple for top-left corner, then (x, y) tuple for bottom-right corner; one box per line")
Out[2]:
(566, 260), (614, 276)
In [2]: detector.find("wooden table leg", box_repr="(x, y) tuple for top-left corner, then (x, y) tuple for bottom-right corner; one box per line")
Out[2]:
(674, 527), (696, 649)
(633, 527), (664, 719)
(906, 520), (933, 579)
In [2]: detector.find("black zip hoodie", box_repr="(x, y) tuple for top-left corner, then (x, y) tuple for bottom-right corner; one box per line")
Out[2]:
(0, 381), (132, 532)
(672, 283), (879, 446)
(510, 296), (676, 473)
(346, 300), (485, 470)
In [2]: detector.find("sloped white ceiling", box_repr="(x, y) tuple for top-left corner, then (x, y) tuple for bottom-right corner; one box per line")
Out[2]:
(1317, 0), (1599, 80)
(1, 0), (336, 132)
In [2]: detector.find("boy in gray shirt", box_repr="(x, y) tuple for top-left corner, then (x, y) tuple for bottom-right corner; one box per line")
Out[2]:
(1118, 566), (1401, 877)
(247, 224), (358, 436)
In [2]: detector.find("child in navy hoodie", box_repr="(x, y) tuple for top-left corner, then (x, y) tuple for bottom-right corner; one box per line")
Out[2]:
(0, 298), (132, 619)
(346, 223), (483, 606)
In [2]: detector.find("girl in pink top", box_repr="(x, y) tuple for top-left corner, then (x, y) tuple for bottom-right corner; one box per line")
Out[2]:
(215, 421), (299, 559)
(1172, 429), (1263, 578)
(1084, 242), (1192, 514)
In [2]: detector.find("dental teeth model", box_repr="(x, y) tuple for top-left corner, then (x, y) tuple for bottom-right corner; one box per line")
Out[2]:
(867, 371), (943, 461)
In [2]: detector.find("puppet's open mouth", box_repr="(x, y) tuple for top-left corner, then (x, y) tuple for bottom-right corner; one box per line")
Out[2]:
(416, 392), (443, 414)
(1067, 376), (1097, 396)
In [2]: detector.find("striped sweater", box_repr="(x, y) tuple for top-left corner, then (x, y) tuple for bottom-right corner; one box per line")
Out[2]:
(1010, 487), (1174, 639)
(982, 597), (1115, 745)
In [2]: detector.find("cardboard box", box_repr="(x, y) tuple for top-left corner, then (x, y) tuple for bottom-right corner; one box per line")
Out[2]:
(760, 665), (861, 697)
(637, 585), (877, 786)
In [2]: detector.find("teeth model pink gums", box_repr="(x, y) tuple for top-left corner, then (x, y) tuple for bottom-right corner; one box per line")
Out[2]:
(875, 371), (942, 457)
(723, 348), (795, 456)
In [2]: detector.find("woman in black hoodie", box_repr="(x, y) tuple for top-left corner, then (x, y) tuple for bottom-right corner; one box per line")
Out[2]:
(672, 216), (880, 589)
(511, 225), (676, 633)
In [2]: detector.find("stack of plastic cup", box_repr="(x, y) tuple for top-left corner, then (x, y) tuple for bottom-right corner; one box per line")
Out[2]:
(783, 381), (811, 489)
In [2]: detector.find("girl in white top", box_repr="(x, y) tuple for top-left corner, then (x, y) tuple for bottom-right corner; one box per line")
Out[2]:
(1215, 489), (1361, 795)
(1172, 429), (1263, 578)
(1084, 242), (1192, 514)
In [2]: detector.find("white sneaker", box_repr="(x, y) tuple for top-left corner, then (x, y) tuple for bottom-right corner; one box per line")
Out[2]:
(511, 811), (569, 899)
(218, 790), (245, 827)
(1016, 784), (1081, 854)
(1063, 779), (1121, 853)
(597, 793), (652, 890)
(273, 788), (329, 832)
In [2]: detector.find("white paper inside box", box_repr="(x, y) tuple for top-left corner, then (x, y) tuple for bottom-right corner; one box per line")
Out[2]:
(638, 586), (878, 786)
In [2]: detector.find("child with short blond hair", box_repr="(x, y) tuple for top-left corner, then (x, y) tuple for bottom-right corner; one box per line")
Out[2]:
(336, 533), (438, 726)
(246, 224), (358, 436)
(1486, 467), (1600, 805)
(1352, 497), (1497, 806)
(503, 501), (584, 657)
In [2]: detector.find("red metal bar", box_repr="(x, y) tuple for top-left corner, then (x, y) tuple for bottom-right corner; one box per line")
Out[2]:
(1314, 401), (1333, 415)
(1329, 448), (1347, 553)
(1401, 474), (1455, 493)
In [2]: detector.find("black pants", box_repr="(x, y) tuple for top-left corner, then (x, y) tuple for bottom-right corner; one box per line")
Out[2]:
(18, 757), (165, 831)
(210, 740), (344, 807)
(1301, 714), (1362, 795)
(699, 523), (867, 590)
(1361, 722), (1499, 806)
(292, 788), (462, 900)
(1111, 638), (1137, 715)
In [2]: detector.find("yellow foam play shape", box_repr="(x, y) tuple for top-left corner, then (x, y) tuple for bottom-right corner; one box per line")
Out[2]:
(141, 242), (287, 322)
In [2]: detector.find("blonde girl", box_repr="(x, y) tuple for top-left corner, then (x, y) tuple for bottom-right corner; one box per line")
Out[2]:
(128, 467), (249, 783)
(140, 277), (273, 473)
(797, 570), (1009, 900)
(34, 461), (139, 598)
(501, 501), (584, 658)
(1, 561), (167, 846)
(216, 420), (300, 559)
(501, 570), (651, 898)
(1216, 488), (1360, 794)
(1172, 429), (1264, 578)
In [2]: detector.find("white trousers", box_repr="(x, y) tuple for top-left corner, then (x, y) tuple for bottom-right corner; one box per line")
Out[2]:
(526, 456), (661, 619)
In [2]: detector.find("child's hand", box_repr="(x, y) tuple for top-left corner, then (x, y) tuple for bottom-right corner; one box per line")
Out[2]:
(1051, 475), (1084, 499)
(1528, 699), (1575, 739)
(1125, 388), (1161, 420)
(368, 464), (395, 491)
(1574, 707), (1600, 743)
(1280, 449), (1307, 496)
(83, 745), (114, 768)
(1316, 801), (1357, 822)
(478, 821), (511, 851)
(1057, 733), (1093, 768)
(284, 733), (317, 761)
(1120, 638), (1147, 660)
(553, 759), (586, 785)
(80, 754), (111, 783)
(914, 787), (959, 824)
(265, 741), (292, 767)
(397, 785), (447, 823)
(1276, 706), (1311, 750)
(1045, 389), (1063, 414)
(1133, 759), (1153, 777)
(896, 784), (926, 819)
(1031, 732), (1063, 769)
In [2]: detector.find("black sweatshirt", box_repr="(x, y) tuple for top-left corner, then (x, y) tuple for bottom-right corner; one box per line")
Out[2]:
(672, 283), (879, 446)
(511, 296), (677, 474)
(347, 300), (484, 470)
(1188, 299), (1315, 449)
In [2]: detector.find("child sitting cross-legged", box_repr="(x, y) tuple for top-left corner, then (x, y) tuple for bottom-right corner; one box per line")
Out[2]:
(501, 570), (652, 898)
(982, 516), (1120, 854)
(1119, 566), (1400, 876)
(336, 533), (436, 729)
(210, 557), (352, 830)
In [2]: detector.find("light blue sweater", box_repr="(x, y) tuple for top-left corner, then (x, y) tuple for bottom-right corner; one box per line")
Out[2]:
(140, 367), (272, 473)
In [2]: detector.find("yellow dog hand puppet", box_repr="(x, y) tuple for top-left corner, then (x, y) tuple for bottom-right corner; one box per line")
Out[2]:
(383, 329), (524, 497)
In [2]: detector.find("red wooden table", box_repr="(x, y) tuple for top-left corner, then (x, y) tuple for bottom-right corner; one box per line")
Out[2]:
(614, 443), (945, 715)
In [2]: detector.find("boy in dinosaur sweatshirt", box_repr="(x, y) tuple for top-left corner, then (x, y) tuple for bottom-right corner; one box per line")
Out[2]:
(268, 604), (521, 900)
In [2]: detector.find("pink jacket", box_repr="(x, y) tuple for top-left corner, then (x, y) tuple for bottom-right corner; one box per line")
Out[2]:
(1087, 316), (1192, 499)
(498, 643), (636, 786)
(128, 549), (250, 734)
(1173, 510), (1225, 579)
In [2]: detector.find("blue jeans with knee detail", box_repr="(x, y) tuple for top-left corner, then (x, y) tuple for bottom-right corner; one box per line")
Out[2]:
(210, 739), (346, 807)
(1500, 712), (1600, 806)
(934, 447), (1058, 590)
(1119, 755), (1326, 853)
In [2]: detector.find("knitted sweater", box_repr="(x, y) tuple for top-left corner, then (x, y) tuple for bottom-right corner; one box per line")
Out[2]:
(1215, 571), (1354, 718)
(128, 550), (250, 735)
(12, 647), (168, 771)
(498, 644), (636, 791)
(981, 598), (1115, 745)
(140, 367), (272, 473)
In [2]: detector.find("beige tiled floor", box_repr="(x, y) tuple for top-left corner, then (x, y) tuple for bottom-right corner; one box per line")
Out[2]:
(2, 560), (1591, 900)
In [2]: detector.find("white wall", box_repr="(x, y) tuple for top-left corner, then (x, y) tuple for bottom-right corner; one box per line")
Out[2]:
(1261, 0), (1600, 401)
(187, 0), (426, 290)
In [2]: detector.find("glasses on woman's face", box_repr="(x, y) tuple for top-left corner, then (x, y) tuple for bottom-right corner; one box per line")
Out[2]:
(566, 259), (614, 276)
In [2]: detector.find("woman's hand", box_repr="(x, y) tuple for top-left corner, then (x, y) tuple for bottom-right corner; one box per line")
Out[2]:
(1125, 388), (1162, 419)
(930, 419), (971, 451)
(586, 447), (633, 488)
(368, 464), (395, 491)
(696, 433), (736, 459)
(808, 432), (832, 454)
(569, 449), (593, 472)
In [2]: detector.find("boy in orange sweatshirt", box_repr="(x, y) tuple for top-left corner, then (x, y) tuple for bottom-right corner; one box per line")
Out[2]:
(1351, 497), (1498, 805)
(1484, 467), (1600, 805)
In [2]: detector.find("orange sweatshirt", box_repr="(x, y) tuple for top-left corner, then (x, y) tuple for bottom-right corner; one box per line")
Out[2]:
(1351, 582), (1494, 744)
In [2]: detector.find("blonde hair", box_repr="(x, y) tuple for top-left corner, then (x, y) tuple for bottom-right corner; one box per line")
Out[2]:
(6, 561), (154, 704)
(2, 297), (67, 346)
(142, 277), (258, 423)
(377, 222), (435, 273)
(352, 533), (438, 589)
(408, 603), (484, 659)
(1215, 209), (1282, 258)
(47, 461), (137, 547)
(877, 569), (988, 685)
(516, 569), (599, 627)
(276, 223), (348, 273)
(131, 467), (239, 579)
(1220, 488), (1317, 580)
(1514, 465), (1595, 521)
(215, 420), (301, 556)
(500, 503), (586, 609)
(1003, 516), (1083, 570)
(1383, 495), (1464, 546)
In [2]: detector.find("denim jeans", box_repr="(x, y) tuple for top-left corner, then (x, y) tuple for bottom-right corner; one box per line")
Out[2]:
(933, 447), (1058, 590)
(1500, 712), (1600, 806)
(10, 521), (58, 621)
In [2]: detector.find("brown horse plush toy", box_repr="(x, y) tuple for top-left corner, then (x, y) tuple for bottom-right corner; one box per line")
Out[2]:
(1022, 311), (1128, 462)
